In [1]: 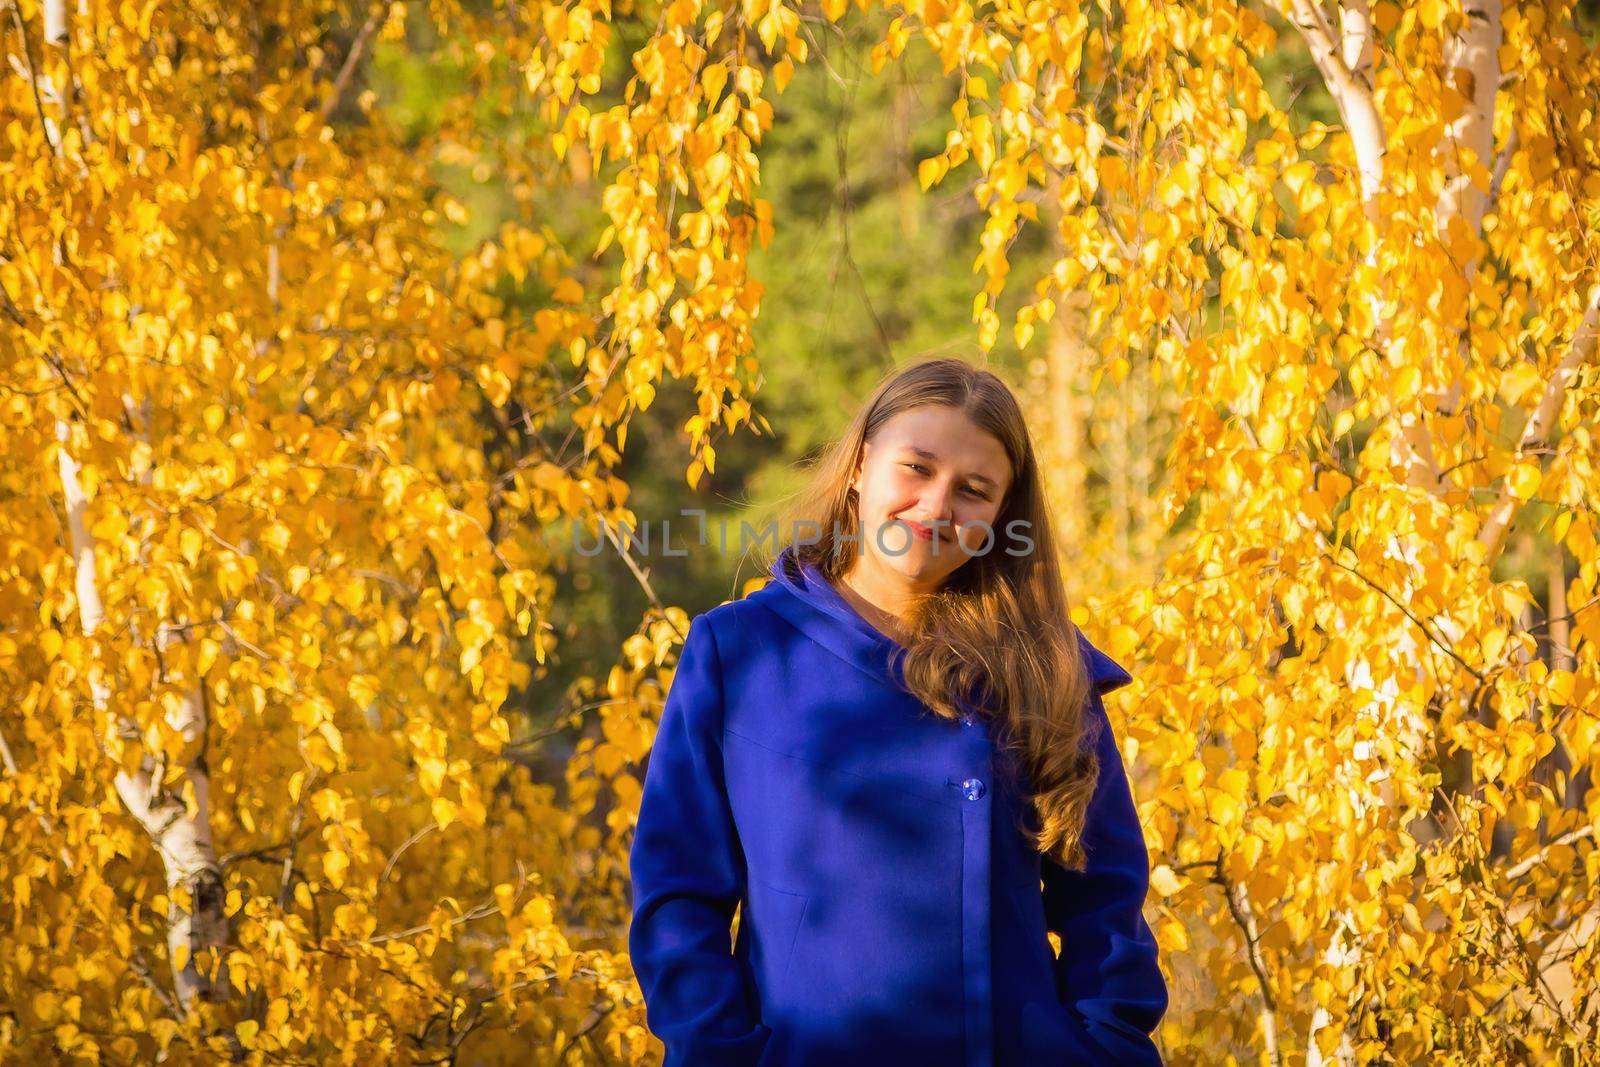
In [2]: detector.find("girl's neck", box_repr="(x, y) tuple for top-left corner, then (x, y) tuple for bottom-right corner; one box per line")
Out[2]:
(834, 555), (929, 645)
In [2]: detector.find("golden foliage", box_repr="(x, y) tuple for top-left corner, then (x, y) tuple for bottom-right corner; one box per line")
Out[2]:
(3, 0), (1599, 1062)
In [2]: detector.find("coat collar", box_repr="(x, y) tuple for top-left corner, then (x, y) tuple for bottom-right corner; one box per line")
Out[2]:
(760, 545), (906, 691)
(759, 545), (1133, 697)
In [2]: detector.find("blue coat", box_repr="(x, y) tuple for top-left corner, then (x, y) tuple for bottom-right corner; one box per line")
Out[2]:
(629, 546), (1168, 1066)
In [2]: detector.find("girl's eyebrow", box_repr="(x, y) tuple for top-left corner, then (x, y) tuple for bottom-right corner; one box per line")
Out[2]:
(904, 446), (1000, 489)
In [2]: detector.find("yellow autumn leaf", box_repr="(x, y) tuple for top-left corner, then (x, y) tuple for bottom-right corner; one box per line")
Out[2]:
(1506, 460), (1542, 500)
(1150, 865), (1184, 897)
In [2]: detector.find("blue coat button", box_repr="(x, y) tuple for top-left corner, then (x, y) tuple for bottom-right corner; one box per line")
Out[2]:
(959, 777), (986, 800)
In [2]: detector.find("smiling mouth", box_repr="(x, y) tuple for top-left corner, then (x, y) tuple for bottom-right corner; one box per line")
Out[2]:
(903, 520), (941, 542)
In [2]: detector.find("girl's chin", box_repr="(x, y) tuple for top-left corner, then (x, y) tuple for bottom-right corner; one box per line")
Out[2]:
(876, 544), (967, 579)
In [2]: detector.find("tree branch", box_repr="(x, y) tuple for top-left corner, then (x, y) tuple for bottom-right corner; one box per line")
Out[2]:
(1478, 285), (1600, 560)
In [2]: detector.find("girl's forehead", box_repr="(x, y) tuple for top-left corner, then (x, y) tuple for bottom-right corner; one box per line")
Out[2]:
(870, 409), (1013, 485)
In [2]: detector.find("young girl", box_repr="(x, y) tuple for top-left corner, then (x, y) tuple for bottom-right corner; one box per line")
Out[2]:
(628, 357), (1168, 1066)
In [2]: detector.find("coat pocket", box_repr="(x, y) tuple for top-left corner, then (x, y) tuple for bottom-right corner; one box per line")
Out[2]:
(1019, 998), (1092, 1064)
(745, 875), (810, 996)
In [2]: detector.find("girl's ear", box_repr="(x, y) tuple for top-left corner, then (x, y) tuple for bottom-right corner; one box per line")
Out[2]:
(850, 444), (868, 494)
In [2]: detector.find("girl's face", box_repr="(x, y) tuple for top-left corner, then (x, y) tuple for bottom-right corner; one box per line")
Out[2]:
(848, 405), (1014, 588)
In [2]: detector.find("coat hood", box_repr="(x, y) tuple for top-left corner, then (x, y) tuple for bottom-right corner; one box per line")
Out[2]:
(758, 544), (1133, 698)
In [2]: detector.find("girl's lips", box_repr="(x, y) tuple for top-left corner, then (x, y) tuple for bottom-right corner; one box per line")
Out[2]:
(905, 519), (939, 542)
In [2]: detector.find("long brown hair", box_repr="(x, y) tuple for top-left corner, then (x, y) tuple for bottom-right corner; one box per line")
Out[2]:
(762, 356), (1103, 870)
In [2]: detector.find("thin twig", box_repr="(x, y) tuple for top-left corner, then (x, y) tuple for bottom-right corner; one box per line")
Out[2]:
(317, 4), (386, 123)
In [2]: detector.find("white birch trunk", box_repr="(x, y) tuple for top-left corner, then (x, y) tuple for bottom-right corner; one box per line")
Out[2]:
(1285, 0), (1505, 1060)
(55, 422), (230, 1009)
(40, 0), (230, 1012)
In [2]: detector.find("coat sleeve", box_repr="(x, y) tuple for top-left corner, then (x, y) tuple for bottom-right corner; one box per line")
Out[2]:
(628, 614), (772, 1067)
(1041, 689), (1169, 1065)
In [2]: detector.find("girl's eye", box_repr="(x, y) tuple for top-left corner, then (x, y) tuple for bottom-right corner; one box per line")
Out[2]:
(903, 463), (988, 499)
